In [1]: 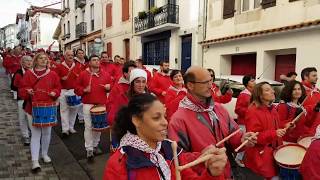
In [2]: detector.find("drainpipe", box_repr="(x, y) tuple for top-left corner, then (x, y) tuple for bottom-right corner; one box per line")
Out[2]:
(201, 0), (208, 67)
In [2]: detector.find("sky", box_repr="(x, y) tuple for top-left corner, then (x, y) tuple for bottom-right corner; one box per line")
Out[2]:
(0, 0), (61, 28)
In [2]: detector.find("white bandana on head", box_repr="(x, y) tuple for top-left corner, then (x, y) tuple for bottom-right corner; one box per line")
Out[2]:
(120, 132), (171, 180)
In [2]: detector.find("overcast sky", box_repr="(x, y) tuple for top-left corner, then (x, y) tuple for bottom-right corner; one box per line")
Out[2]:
(0, 0), (61, 28)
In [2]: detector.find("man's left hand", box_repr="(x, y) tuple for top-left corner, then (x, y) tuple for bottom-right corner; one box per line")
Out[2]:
(241, 132), (258, 147)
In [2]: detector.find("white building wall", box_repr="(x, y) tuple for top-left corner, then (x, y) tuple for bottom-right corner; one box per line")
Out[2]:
(38, 13), (60, 51)
(203, 28), (320, 81)
(102, 0), (135, 59)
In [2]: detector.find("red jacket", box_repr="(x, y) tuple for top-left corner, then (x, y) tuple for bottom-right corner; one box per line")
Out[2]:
(168, 94), (243, 179)
(106, 77), (130, 125)
(100, 61), (116, 83)
(276, 102), (312, 142)
(13, 68), (27, 100)
(104, 140), (224, 180)
(300, 139), (320, 180)
(112, 63), (123, 80)
(3, 55), (21, 74)
(56, 61), (82, 90)
(141, 66), (152, 87)
(150, 72), (172, 103)
(74, 58), (88, 71)
(19, 69), (61, 114)
(244, 103), (283, 178)
(164, 86), (187, 121)
(75, 69), (112, 105)
(211, 84), (232, 104)
(235, 89), (251, 124)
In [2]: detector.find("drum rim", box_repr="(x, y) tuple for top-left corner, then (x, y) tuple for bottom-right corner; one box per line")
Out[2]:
(90, 105), (106, 113)
(297, 135), (313, 148)
(273, 143), (306, 168)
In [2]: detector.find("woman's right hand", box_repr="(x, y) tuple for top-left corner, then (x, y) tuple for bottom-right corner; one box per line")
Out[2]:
(276, 129), (286, 137)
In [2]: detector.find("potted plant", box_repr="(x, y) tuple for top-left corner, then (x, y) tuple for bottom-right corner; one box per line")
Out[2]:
(138, 11), (147, 19)
(150, 6), (162, 15)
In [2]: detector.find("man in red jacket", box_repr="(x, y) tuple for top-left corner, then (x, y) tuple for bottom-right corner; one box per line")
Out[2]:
(56, 50), (83, 136)
(75, 55), (112, 161)
(150, 60), (172, 103)
(235, 75), (255, 126)
(100, 51), (116, 82)
(301, 67), (320, 133)
(168, 66), (257, 179)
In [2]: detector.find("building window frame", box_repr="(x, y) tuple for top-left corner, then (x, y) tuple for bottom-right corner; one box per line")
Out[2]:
(241, 0), (261, 12)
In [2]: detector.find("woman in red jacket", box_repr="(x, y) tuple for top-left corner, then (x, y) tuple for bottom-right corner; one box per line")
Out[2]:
(104, 94), (228, 180)
(207, 69), (232, 104)
(164, 70), (187, 121)
(75, 55), (112, 161)
(300, 125), (320, 180)
(277, 80), (312, 142)
(19, 52), (61, 172)
(244, 82), (286, 179)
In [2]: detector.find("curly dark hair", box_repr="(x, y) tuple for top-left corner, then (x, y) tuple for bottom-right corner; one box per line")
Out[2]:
(280, 80), (306, 103)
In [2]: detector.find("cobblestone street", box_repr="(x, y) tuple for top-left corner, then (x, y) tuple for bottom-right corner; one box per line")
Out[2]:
(0, 68), (59, 179)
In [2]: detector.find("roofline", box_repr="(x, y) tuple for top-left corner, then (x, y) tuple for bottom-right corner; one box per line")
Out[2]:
(200, 19), (320, 46)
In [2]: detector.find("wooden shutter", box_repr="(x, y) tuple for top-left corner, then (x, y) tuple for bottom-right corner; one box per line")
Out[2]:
(106, 4), (112, 27)
(261, 0), (276, 9)
(107, 42), (112, 58)
(122, 0), (129, 21)
(223, 0), (235, 19)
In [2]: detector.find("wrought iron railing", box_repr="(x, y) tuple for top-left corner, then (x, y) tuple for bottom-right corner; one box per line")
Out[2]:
(134, 4), (179, 33)
(76, 22), (87, 38)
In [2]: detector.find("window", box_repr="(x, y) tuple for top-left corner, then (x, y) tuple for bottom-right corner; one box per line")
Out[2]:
(106, 4), (112, 27)
(241, 0), (261, 12)
(148, 0), (155, 10)
(63, 24), (66, 34)
(63, 0), (65, 9)
(82, 10), (85, 22)
(90, 4), (94, 30)
(122, 0), (129, 21)
(143, 39), (169, 65)
(67, 0), (69, 8)
(67, 21), (70, 33)
(107, 42), (112, 57)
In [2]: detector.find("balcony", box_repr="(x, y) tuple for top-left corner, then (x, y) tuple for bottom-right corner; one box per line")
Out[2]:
(76, 0), (86, 8)
(61, 7), (70, 17)
(134, 4), (179, 35)
(76, 22), (87, 38)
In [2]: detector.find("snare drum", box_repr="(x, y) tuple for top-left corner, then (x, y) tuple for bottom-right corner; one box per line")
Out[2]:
(274, 144), (306, 180)
(297, 136), (313, 149)
(90, 105), (109, 132)
(65, 90), (81, 107)
(32, 102), (58, 127)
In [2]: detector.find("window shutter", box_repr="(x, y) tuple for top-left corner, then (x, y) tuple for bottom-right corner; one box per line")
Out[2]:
(107, 42), (112, 57)
(223, 0), (235, 19)
(289, 0), (299, 2)
(122, 0), (129, 21)
(261, 0), (276, 9)
(106, 4), (112, 27)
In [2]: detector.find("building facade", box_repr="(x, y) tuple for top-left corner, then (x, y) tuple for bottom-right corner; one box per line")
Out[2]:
(201, 0), (320, 81)
(0, 28), (5, 48)
(102, 0), (134, 60)
(26, 6), (61, 51)
(61, 0), (103, 55)
(16, 14), (31, 48)
(3, 24), (19, 49)
(131, 0), (204, 71)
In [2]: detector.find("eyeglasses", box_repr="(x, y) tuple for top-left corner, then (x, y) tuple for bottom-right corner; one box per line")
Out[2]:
(190, 79), (213, 85)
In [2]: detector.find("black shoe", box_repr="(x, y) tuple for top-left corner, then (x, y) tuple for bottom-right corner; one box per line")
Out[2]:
(87, 150), (94, 163)
(62, 131), (69, 138)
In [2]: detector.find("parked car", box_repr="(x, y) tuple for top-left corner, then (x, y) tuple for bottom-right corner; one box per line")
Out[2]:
(214, 75), (284, 120)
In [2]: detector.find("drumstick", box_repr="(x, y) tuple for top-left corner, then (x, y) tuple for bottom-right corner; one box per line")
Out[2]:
(215, 128), (241, 147)
(285, 111), (305, 131)
(171, 141), (181, 180)
(235, 132), (259, 152)
(178, 154), (214, 171)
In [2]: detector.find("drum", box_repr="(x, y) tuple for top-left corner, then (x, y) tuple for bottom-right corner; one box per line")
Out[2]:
(274, 144), (306, 180)
(90, 105), (109, 132)
(32, 102), (58, 127)
(65, 90), (81, 107)
(297, 136), (313, 149)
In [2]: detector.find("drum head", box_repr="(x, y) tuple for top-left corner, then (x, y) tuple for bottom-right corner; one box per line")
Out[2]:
(298, 136), (313, 149)
(274, 144), (306, 168)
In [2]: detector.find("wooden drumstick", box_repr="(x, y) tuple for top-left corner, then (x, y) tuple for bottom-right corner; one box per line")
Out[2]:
(215, 128), (241, 147)
(235, 132), (259, 152)
(171, 141), (181, 180)
(284, 111), (306, 131)
(178, 154), (214, 171)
